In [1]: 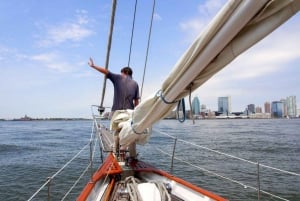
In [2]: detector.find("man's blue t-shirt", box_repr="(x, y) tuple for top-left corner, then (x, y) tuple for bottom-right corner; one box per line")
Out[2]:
(107, 72), (139, 111)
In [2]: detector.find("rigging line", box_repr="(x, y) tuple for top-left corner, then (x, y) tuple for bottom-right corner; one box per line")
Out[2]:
(61, 162), (91, 201)
(100, 0), (117, 108)
(154, 128), (300, 177)
(127, 0), (138, 67)
(176, 99), (186, 123)
(188, 84), (195, 124)
(140, 0), (156, 100)
(27, 143), (90, 201)
(153, 144), (289, 201)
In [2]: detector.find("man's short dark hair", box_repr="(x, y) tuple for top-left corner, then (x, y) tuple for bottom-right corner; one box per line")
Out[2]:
(121, 67), (133, 76)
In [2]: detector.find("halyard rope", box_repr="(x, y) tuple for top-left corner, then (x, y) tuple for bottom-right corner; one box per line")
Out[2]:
(127, 0), (138, 67)
(188, 84), (195, 124)
(140, 0), (156, 100)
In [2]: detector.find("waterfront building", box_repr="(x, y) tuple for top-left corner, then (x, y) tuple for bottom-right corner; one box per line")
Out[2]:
(255, 106), (262, 113)
(200, 104), (207, 116)
(271, 101), (283, 118)
(218, 96), (231, 115)
(286, 96), (297, 118)
(247, 104), (255, 114)
(201, 104), (207, 111)
(264, 102), (271, 113)
(192, 96), (200, 115)
(280, 98), (288, 117)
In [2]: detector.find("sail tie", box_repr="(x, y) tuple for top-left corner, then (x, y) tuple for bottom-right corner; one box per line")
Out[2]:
(156, 90), (187, 123)
(156, 90), (180, 104)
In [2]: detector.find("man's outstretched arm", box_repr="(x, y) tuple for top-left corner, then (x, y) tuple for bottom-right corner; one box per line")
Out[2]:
(88, 57), (108, 75)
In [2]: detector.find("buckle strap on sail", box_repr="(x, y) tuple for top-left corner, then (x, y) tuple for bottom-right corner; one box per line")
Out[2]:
(156, 90), (179, 104)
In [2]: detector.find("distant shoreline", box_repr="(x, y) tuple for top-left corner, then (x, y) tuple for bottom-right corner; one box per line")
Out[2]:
(0, 118), (92, 121)
(1, 117), (299, 121)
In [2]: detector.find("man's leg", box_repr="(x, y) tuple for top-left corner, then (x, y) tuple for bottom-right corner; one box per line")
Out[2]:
(128, 142), (136, 158)
(113, 129), (120, 156)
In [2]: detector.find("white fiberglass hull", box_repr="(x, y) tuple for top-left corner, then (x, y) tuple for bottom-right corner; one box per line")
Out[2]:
(77, 153), (227, 201)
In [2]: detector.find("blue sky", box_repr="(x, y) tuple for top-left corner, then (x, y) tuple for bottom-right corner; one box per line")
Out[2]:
(1, 0), (299, 119)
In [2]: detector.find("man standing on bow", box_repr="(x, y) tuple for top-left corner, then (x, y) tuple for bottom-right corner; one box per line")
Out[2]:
(88, 58), (139, 112)
(88, 57), (140, 157)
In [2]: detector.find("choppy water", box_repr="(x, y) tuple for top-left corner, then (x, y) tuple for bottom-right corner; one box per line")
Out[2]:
(0, 119), (299, 201)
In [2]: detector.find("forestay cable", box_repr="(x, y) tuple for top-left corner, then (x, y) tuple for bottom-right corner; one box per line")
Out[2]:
(99, 0), (117, 109)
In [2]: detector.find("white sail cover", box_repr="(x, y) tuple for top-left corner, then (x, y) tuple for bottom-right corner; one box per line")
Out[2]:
(117, 0), (300, 148)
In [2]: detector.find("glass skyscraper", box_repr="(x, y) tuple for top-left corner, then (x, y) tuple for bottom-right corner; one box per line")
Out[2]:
(271, 101), (283, 118)
(218, 96), (231, 115)
(192, 96), (200, 115)
(286, 96), (297, 118)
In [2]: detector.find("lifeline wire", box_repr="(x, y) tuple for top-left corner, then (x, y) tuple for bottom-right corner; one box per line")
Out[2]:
(151, 128), (297, 201)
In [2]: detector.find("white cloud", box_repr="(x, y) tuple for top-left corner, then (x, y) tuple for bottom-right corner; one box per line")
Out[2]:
(0, 45), (75, 73)
(219, 25), (300, 81)
(76, 9), (89, 24)
(0, 46), (11, 54)
(36, 10), (94, 47)
(154, 13), (162, 21)
(179, 0), (226, 41)
(0, 46), (29, 63)
(198, 0), (226, 13)
(180, 18), (205, 34)
(0, 46), (15, 57)
(31, 52), (74, 72)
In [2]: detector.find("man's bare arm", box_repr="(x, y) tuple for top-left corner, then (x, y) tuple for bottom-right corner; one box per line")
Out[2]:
(88, 57), (108, 75)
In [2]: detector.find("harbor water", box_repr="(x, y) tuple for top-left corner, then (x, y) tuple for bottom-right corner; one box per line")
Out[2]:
(0, 119), (299, 201)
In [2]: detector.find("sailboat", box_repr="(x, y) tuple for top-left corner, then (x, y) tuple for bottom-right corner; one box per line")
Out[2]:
(28, 0), (300, 200)
(75, 0), (300, 200)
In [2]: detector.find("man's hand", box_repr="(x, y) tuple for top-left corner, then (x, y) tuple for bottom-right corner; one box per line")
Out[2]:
(88, 57), (94, 67)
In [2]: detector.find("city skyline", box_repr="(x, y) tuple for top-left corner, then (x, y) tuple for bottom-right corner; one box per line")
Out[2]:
(193, 94), (298, 115)
(3, 93), (298, 120)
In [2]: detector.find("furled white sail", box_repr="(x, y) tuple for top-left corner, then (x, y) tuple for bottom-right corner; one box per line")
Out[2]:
(117, 0), (300, 148)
